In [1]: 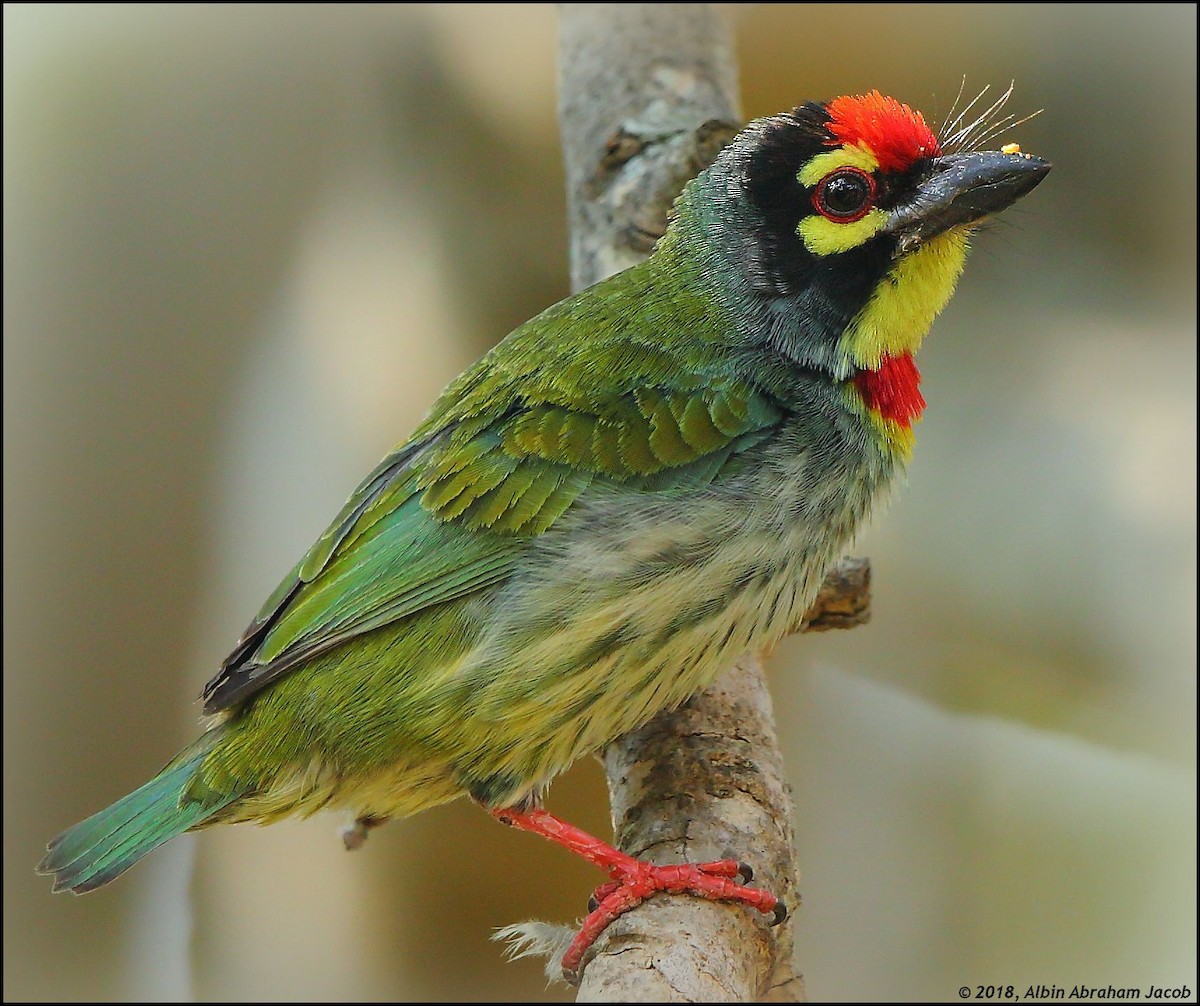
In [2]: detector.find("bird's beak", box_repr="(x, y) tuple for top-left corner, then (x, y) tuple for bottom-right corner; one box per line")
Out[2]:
(885, 150), (1051, 254)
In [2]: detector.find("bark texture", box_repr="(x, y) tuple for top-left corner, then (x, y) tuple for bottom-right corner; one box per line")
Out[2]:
(552, 5), (871, 1000)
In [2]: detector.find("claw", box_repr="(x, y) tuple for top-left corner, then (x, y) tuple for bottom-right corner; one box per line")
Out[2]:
(588, 880), (620, 912)
(486, 807), (784, 982)
(560, 863), (782, 977)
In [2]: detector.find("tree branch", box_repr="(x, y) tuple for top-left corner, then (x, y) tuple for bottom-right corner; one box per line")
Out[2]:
(558, 2), (740, 291)
(578, 561), (867, 1002)
(539, 4), (871, 999)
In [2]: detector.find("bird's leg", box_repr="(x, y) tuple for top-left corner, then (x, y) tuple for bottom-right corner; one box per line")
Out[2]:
(490, 806), (785, 981)
(341, 814), (388, 851)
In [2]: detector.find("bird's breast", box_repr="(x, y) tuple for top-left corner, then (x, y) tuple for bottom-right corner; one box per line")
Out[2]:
(443, 422), (894, 801)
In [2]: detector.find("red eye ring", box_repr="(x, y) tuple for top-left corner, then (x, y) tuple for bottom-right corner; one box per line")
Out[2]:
(812, 167), (877, 223)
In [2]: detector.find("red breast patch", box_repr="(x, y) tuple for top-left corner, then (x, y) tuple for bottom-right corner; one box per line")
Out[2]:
(853, 352), (925, 427)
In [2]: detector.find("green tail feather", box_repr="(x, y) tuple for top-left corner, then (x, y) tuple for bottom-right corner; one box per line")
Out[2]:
(38, 729), (242, 894)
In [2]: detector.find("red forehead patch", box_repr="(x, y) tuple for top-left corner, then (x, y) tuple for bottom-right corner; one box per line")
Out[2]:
(826, 91), (940, 172)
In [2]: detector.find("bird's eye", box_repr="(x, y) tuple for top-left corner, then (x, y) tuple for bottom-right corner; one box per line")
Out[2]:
(813, 168), (876, 223)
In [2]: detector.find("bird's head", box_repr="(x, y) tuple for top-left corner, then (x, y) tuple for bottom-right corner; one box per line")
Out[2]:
(676, 90), (1050, 453)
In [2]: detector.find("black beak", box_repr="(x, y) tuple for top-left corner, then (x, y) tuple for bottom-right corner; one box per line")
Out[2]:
(885, 150), (1051, 254)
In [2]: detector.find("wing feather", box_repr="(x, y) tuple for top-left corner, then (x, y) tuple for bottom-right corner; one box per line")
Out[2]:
(203, 306), (785, 715)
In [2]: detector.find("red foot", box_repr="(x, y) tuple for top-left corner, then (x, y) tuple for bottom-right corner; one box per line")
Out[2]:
(491, 807), (785, 981)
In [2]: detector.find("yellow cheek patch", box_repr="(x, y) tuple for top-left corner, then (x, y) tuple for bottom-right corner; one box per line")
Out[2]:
(841, 229), (970, 369)
(797, 143), (879, 187)
(798, 208), (887, 256)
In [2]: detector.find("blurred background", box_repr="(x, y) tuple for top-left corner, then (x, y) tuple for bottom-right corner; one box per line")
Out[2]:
(4, 4), (1194, 1001)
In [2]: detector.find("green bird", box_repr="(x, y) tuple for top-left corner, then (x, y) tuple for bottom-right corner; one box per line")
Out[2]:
(40, 91), (1048, 977)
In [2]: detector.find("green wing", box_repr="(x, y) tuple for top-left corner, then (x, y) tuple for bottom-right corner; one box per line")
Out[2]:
(199, 435), (518, 712)
(202, 275), (785, 713)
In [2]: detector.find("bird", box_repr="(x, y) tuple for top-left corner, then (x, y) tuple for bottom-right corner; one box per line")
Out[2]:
(39, 90), (1049, 979)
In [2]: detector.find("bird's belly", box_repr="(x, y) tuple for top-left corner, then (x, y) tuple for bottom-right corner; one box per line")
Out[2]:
(445, 455), (884, 805)
(220, 431), (891, 819)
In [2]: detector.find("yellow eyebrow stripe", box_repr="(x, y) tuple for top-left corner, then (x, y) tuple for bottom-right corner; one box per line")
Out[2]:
(796, 143), (879, 187)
